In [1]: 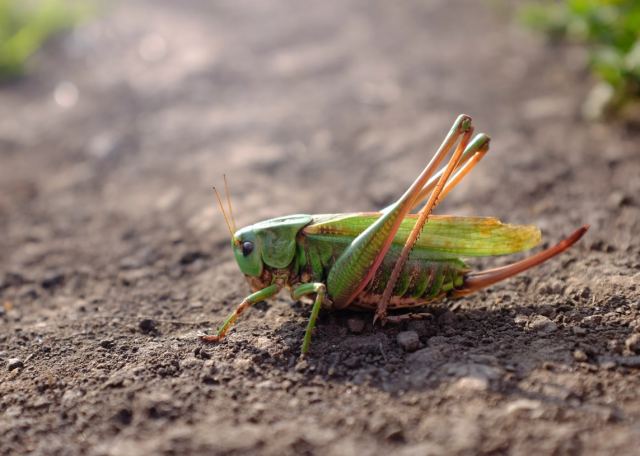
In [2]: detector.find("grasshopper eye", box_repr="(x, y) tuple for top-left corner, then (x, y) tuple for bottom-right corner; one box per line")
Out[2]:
(242, 241), (254, 256)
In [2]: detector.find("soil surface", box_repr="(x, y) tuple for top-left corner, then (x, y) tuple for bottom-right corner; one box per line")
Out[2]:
(2, 1), (640, 455)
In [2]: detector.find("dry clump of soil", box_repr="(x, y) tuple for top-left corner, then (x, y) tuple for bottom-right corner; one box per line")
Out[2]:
(1, 1), (640, 455)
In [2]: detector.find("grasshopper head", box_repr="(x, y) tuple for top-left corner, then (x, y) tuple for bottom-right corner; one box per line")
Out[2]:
(231, 228), (263, 277)
(231, 215), (312, 277)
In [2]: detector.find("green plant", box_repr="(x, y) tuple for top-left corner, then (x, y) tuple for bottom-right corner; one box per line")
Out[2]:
(0, 0), (88, 79)
(522, 0), (640, 117)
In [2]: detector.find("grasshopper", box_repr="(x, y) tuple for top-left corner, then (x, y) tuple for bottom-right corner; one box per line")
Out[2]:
(203, 115), (588, 354)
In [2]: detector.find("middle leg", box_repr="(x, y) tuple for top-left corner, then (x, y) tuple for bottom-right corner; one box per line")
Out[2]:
(292, 282), (327, 355)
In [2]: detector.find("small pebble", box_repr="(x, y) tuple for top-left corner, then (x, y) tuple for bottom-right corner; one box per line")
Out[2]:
(100, 339), (115, 349)
(452, 376), (489, 392)
(347, 317), (365, 334)
(295, 359), (309, 372)
(41, 272), (65, 290)
(505, 399), (542, 415)
(189, 301), (204, 309)
(514, 314), (529, 326)
(180, 250), (206, 265)
(573, 349), (588, 362)
(608, 191), (633, 208)
(7, 358), (23, 371)
(625, 334), (640, 354)
(113, 408), (133, 426)
(138, 318), (157, 333)
(527, 315), (557, 334)
(397, 331), (420, 352)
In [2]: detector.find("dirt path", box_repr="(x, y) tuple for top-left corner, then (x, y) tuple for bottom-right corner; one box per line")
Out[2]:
(1, 1), (640, 454)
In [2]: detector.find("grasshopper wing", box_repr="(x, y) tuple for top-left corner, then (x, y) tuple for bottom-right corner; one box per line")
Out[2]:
(305, 213), (541, 257)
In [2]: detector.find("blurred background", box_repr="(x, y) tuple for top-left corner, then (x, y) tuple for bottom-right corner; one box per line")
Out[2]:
(1, 0), (638, 235)
(1, 1), (640, 455)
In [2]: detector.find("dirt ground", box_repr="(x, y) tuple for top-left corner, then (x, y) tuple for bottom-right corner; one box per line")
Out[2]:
(1, 0), (640, 454)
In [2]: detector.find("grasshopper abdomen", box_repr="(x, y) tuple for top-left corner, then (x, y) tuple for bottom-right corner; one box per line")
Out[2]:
(353, 255), (468, 310)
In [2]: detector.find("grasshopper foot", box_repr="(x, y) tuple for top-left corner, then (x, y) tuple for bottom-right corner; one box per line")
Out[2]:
(200, 334), (222, 343)
(372, 309), (387, 327)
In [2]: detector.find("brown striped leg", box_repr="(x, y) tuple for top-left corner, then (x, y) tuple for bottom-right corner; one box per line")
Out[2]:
(376, 131), (489, 324)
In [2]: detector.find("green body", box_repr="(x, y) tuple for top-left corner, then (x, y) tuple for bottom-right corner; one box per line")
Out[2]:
(232, 212), (540, 310)
(299, 226), (468, 310)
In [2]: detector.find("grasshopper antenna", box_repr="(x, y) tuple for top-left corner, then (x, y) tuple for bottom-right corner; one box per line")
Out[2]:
(223, 174), (237, 233)
(213, 186), (235, 240)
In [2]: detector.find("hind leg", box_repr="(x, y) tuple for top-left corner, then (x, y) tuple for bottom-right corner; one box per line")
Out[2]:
(327, 115), (475, 309)
(377, 132), (490, 323)
(201, 284), (280, 343)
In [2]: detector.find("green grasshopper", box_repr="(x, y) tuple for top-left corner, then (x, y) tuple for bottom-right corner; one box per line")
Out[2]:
(203, 115), (588, 354)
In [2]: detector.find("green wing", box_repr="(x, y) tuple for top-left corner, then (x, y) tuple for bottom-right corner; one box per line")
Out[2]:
(303, 213), (541, 257)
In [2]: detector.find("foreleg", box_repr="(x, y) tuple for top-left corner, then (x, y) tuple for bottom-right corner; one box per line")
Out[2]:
(201, 284), (280, 343)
